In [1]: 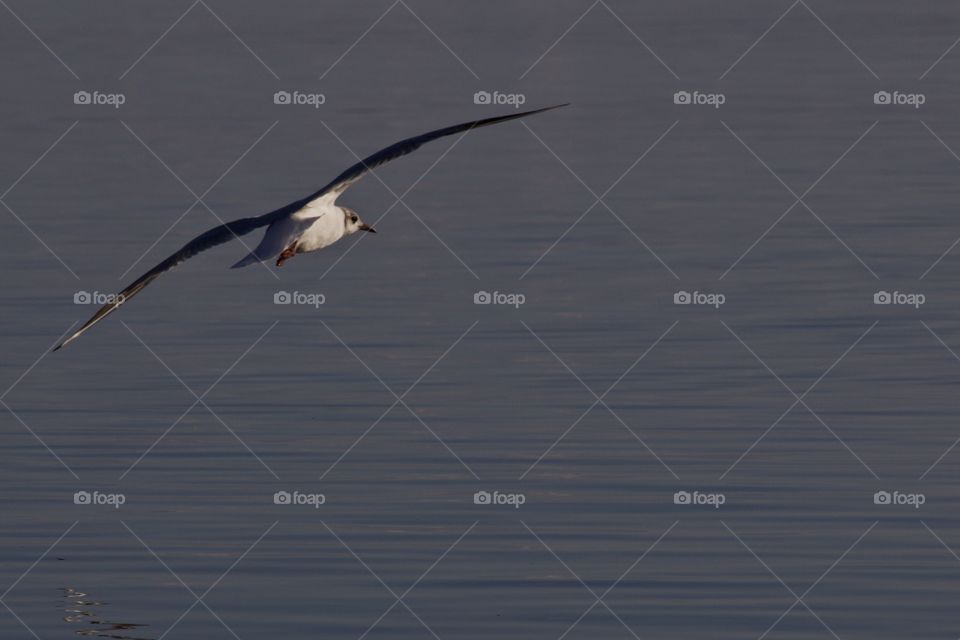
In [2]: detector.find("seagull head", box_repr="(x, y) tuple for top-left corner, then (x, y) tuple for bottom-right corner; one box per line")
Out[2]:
(342, 207), (376, 235)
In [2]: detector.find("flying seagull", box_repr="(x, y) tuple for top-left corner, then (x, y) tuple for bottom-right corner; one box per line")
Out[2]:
(55, 104), (566, 351)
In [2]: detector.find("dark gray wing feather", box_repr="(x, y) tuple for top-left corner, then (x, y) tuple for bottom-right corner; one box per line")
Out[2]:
(54, 206), (298, 351)
(56, 104), (567, 351)
(306, 104), (568, 203)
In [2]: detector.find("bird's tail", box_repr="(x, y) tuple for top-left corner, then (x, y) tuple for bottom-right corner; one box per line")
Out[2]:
(230, 252), (265, 269)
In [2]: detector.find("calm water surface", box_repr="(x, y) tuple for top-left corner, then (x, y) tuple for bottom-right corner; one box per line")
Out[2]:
(4, 1), (960, 638)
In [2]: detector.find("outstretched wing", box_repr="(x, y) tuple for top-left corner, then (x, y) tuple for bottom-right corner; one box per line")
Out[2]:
(306, 104), (568, 206)
(55, 208), (296, 351)
(56, 104), (567, 351)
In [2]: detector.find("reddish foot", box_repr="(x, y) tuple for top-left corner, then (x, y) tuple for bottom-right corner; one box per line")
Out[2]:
(276, 243), (298, 267)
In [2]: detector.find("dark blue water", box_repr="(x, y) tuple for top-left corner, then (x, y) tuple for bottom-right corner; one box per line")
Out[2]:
(4, 1), (960, 638)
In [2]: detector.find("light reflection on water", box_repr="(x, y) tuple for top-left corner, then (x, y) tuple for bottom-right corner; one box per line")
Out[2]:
(62, 587), (152, 640)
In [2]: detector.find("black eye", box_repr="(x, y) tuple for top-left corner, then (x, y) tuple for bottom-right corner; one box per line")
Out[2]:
(351, 216), (358, 223)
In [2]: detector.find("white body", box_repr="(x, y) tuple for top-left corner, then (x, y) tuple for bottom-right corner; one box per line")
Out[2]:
(231, 198), (345, 268)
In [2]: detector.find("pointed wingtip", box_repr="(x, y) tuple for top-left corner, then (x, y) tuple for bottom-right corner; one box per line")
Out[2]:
(53, 333), (77, 353)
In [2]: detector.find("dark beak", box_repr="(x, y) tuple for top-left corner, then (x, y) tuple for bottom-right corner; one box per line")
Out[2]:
(359, 223), (376, 233)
